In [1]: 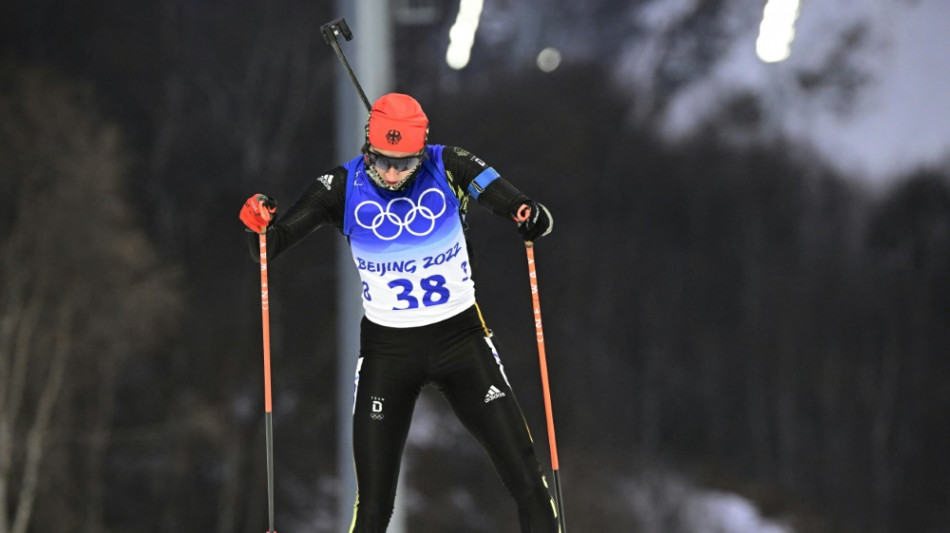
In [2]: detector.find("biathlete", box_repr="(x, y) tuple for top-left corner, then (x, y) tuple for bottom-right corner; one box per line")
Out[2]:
(240, 93), (558, 532)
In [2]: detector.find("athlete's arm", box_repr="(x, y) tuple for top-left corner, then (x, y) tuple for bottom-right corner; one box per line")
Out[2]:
(442, 146), (553, 241)
(441, 146), (530, 218)
(246, 167), (347, 261)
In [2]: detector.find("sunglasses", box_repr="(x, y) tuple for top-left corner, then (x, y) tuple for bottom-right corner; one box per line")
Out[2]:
(365, 151), (423, 172)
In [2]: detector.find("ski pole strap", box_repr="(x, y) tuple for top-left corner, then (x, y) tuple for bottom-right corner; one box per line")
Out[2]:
(467, 167), (500, 199)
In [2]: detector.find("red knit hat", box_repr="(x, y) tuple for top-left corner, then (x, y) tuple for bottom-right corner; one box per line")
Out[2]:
(367, 93), (429, 153)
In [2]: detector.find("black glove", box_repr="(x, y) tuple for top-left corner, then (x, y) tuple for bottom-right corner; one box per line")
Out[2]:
(514, 201), (553, 242)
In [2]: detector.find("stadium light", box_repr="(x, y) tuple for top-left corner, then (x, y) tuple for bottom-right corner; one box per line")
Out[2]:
(756, 0), (801, 63)
(446, 0), (484, 69)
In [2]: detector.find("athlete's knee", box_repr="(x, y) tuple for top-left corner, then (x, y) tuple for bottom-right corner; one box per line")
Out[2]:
(516, 489), (560, 533)
(510, 472), (559, 531)
(502, 445), (549, 494)
(350, 504), (393, 533)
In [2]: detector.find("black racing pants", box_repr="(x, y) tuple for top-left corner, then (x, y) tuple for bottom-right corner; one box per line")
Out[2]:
(349, 305), (559, 532)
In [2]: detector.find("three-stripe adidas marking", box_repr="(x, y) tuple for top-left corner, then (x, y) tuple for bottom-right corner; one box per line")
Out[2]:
(484, 385), (506, 403)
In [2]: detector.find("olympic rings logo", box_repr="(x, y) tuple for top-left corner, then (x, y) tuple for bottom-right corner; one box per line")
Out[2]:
(354, 188), (448, 241)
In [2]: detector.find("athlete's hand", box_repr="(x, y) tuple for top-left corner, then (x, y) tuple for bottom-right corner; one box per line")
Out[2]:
(513, 201), (553, 242)
(240, 194), (278, 233)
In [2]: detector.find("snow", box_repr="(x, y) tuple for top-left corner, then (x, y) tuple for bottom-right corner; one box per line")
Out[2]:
(619, 0), (950, 187)
(800, 0), (950, 184)
(624, 471), (795, 533)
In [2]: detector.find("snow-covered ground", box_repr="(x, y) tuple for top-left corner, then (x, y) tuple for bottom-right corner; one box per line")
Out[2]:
(624, 471), (794, 533)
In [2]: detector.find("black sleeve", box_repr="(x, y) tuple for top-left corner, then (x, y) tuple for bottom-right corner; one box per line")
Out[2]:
(245, 167), (347, 262)
(475, 177), (530, 218)
(441, 146), (530, 219)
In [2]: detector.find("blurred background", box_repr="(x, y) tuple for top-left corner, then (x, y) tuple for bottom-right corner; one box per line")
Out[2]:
(2, 0), (949, 532)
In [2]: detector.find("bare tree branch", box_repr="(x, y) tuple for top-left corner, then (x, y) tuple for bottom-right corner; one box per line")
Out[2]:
(11, 300), (72, 533)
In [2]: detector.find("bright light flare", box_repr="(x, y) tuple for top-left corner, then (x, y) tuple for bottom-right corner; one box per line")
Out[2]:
(756, 0), (801, 63)
(446, 0), (484, 70)
(536, 47), (562, 72)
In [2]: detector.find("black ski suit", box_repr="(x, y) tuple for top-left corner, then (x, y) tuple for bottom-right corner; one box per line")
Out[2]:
(248, 145), (559, 532)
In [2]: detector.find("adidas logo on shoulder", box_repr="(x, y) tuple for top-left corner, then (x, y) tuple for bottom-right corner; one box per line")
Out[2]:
(484, 385), (506, 403)
(316, 174), (334, 190)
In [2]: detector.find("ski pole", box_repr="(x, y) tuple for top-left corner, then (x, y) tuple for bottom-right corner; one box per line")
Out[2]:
(321, 17), (372, 113)
(522, 238), (567, 532)
(259, 232), (277, 533)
